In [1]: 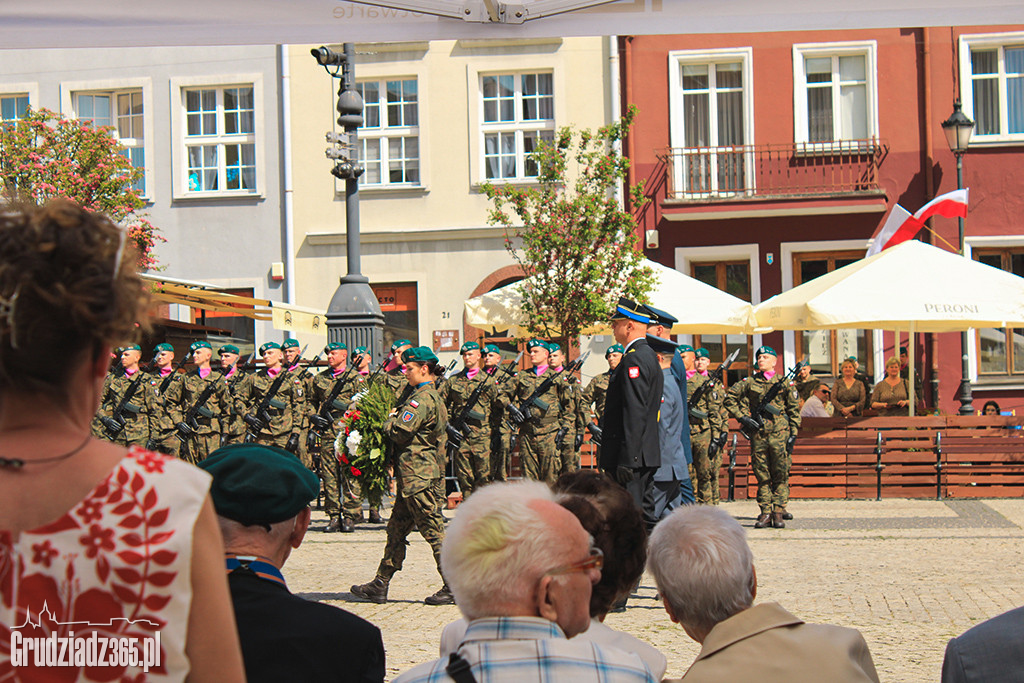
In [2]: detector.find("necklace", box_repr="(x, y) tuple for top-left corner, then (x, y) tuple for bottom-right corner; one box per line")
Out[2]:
(0, 434), (92, 470)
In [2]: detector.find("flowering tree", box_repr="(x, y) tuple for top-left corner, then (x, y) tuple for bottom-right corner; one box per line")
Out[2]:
(483, 105), (656, 343)
(0, 108), (162, 270)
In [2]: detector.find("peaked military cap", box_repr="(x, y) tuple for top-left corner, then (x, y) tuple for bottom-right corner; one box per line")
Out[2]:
(483, 344), (501, 355)
(325, 342), (347, 352)
(153, 343), (173, 353)
(391, 339), (412, 352)
(190, 340), (212, 352)
(605, 344), (624, 357)
(646, 334), (678, 355)
(696, 347), (711, 359)
(642, 304), (678, 328)
(402, 346), (439, 364)
(281, 338), (299, 350)
(610, 297), (651, 324)
(259, 341), (281, 355)
(756, 345), (777, 357)
(200, 443), (319, 526)
(460, 341), (480, 353)
(219, 344), (240, 355)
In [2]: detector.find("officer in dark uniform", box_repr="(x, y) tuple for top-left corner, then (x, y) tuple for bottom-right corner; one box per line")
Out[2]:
(600, 297), (663, 527)
(199, 444), (385, 683)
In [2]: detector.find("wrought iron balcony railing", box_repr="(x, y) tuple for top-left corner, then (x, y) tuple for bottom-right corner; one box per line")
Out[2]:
(658, 139), (888, 201)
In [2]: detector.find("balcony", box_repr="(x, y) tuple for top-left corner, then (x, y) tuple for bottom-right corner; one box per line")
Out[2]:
(658, 139), (888, 202)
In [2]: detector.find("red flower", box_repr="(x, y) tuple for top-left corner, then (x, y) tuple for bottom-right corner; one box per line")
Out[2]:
(339, 452), (349, 465)
(350, 467), (362, 476)
(76, 498), (104, 523)
(80, 524), (116, 559)
(31, 540), (59, 568)
(132, 449), (167, 474)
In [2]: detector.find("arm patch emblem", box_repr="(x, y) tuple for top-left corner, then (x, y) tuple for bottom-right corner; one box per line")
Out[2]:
(401, 410), (415, 423)
(628, 367), (640, 379)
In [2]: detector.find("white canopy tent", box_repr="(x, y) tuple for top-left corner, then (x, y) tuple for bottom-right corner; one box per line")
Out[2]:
(2, 1), (1022, 48)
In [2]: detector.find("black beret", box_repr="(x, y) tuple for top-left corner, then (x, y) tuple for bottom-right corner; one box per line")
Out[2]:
(199, 444), (320, 526)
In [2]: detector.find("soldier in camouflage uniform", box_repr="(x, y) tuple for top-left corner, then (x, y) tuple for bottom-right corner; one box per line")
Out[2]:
(549, 344), (584, 476)
(282, 338), (316, 470)
(94, 344), (152, 447)
(172, 340), (232, 464)
(483, 344), (511, 482)
(581, 344), (623, 464)
(218, 344), (249, 445)
(351, 346), (453, 606)
(724, 345), (801, 529)
(696, 348), (728, 504)
(688, 347), (726, 505)
(309, 342), (365, 533)
(145, 343), (185, 458)
(382, 338), (413, 399)
(237, 342), (301, 452)
(440, 341), (497, 498)
(503, 340), (572, 485)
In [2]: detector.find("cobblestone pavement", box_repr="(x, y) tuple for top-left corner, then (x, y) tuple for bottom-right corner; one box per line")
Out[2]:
(285, 498), (1024, 682)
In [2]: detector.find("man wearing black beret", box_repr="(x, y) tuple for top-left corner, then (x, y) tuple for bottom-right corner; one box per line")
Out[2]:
(200, 444), (385, 683)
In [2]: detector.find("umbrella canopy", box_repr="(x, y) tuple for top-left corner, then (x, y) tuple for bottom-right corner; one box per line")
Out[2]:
(753, 240), (1024, 332)
(464, 259), (757, 336)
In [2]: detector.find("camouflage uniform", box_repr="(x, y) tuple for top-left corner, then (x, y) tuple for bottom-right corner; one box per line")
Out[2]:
(725, 372), (801, 514)
(374, 382), (448, 584)
(176, 368), (231, 464)
(707, 377), (728, 504)
(288, 363), (316, 470)
(221, 368), (250, 445)
(94, 370), (152, 447)
(688, 372), (726, 504)
(559, 374), (585, 475)
(581, 370), (611, 461)
(236, 367), (302, 450)
(489, 378), (513, 482)
(504, 367), (571, 485)
(146, 370), (184, 458)
(309, 368), (364, 523)
(440, 367), (498, 497)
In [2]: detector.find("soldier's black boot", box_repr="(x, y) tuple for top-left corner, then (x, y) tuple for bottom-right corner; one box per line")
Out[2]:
(351, 577), (389, 604)
(754, 512), (772, 528)
(368, 508), (383, 524)
(324, 516), (341, 533)
(780, 508), (793, 520)
(771, 511), (786, 529)
(340, 517), (355, 533)
(424, 584), (455, 606)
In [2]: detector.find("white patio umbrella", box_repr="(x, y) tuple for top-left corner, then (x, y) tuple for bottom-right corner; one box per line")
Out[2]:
(752, 239), (1024, 414)
(464, 259), (758, 336)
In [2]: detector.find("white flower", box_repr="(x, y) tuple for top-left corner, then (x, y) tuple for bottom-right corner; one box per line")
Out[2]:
(345, 429), (363, 456)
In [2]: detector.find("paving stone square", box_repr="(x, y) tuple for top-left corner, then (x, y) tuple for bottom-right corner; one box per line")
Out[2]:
(285, 497), (1024, 682)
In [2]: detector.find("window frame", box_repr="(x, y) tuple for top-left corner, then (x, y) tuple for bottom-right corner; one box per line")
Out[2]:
(474, 70), (556, 184)
(972, 246), (1024, 377)
(60, 77), (153, 200)
(792, 41), (879, 149)
(960, 31), (1024, 145)
(169, 74), (265, 200)
(356, 77), (422, 189)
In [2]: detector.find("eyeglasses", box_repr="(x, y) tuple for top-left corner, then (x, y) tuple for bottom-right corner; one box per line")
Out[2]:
(547, 547), (604, 576)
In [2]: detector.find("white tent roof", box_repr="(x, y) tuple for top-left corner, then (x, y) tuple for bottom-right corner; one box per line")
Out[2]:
(2, 1), (1023, 49)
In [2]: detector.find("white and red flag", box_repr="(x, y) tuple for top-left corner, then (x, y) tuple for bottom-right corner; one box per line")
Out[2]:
(866, 189), (969, 257)
(912, 188), (970, 222)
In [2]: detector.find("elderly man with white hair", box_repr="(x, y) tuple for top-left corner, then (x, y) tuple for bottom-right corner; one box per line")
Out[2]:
(648, 506), (880, 683)
(394, 481), (655, 683)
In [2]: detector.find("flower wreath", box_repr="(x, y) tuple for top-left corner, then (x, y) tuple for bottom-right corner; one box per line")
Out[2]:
(334, 380), (394, 508)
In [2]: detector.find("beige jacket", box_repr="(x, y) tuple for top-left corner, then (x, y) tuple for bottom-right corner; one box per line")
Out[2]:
(666, 602), (879, 683)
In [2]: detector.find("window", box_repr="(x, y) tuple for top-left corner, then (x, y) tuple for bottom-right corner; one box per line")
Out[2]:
(356, 79), (420, 187)
(0, 94), (29, 123)
(372, 283), (418, 349)
(793, 251), (874, 377)
(480, 72), (554, 181)
(974, 248), (1024, 375)
(690, 260), (753, 388)
(794, 42), (877, 146)
(183, 85), (256, 194)
(668, 49), (753, 197)
(961, 33), (1024, 141)
(74, 90), (145, 194)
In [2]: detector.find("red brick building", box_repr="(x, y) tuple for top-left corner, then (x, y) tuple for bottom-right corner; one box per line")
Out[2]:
(620, 26), (1024, 414)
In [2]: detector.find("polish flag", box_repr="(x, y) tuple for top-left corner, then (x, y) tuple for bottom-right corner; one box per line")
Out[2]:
(913, 188), (970, 223)
(866, 204), (926, 257)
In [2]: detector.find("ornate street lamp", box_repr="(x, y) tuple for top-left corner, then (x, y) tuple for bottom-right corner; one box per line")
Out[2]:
(941, 100), (975, 415)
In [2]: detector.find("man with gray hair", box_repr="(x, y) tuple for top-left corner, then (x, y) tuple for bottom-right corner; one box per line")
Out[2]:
(648, 506), (879, 682)
(395, 481), (655, 683)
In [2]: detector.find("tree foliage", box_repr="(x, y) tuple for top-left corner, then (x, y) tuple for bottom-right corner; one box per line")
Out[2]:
(0, 107), (163, 270)
(482, 105), (655, 343)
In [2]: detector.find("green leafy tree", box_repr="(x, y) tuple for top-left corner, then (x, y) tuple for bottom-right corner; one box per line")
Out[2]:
(482, 105), (655, 343)
(0, 107), (163, 270)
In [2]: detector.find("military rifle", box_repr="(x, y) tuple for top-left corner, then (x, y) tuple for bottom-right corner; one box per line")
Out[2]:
(154, 350), (193, 397)
(737, 361), (804, 440)
(100, 354), (157, 437)
(445, 352), (522, 454)
(176, 353), (251, 443)
(243, 344), (310, 444)
(688, 348), (740, 420)
(307, 354), (364, 451)
(506, 351), (590, 426)
(434, 359), (458, 389)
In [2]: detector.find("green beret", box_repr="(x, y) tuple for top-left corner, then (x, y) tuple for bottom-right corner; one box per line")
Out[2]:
(282, 338), (299, 350)
(460, 341), (480, 354)
(259, 342), (281, 355)
(219, 344), (240, 355)
(678, 344), (695, 354)
(391, 339), (412, 352)
(605, 344), (624, 357)
(325, 342), (347, 352)
(153, 343), (173, 353)
(402, 346), (439, 364)
(190, 340), (212, 352)
(123, 344), (141, 352)
(696, 347), (711, 359)
(354, 346), (368, 355)
(199, 444), (319, 526)
(756, 345), (777, 358)
(547, 342), (562, 353)
(484, 344), (501, 355)
(526, 339), (549, 351)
